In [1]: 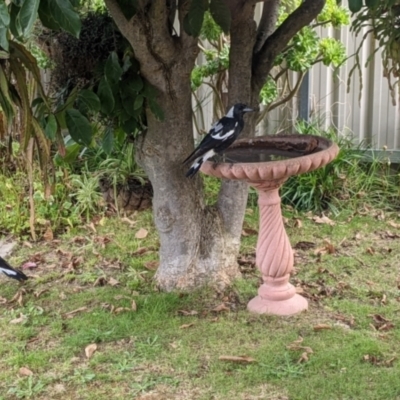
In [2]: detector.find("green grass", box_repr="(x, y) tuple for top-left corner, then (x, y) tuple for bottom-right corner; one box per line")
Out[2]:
(2, 206), (400, 399)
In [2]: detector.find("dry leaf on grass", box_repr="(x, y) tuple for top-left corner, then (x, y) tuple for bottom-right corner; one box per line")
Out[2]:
(313, 324), (332, 331)
(64, 307), (88, 318)
(218, 355), (256, 364)
(312, 215), (335, 226)
(108, 277), (120, 287)
(179, 323), (195, 329)
(131, 300), (137, 311)
(85, 343), (97, 359)
(43, 226), (54, 241)
(144, 261), (159, 271)
(212, 303), (230, 313)
(19, 367), (33, 376)
(10, 314), (27, 324)
(178, 310), (198, 316)
(298, 352), (309, 364)
(135, 228), (148, 239)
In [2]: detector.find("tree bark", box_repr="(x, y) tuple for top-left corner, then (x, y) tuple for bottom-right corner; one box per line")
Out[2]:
(106, 0), (243, 291)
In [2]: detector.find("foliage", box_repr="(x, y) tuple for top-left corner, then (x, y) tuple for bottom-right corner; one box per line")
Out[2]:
(281, 121), (400, 213)
(191, 0), (349, 124)
(350, 0), (400, 104)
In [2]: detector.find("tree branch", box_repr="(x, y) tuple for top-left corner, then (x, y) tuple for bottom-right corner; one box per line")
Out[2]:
(254, 0), (280, 54)
(252, 0), (325, 91)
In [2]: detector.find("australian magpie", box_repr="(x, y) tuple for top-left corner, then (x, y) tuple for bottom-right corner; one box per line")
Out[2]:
(183, 103), (254, 177)
(0, 256), (28, 281)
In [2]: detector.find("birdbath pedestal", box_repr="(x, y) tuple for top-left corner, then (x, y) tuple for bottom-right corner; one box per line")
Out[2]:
(201, 134), (339, 316)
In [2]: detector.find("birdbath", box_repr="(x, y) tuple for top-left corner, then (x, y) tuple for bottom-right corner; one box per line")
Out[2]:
(201, 134), (339, 316)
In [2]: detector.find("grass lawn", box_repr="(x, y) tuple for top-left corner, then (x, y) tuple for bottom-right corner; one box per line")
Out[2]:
(1, 204), (400, 399)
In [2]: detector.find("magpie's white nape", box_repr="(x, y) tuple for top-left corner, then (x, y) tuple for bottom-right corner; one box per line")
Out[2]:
(183, 103), (254, 178)
(0, 256), (28, 281)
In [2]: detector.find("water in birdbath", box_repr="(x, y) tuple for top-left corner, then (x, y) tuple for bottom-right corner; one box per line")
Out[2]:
(215, 146), (308, 163)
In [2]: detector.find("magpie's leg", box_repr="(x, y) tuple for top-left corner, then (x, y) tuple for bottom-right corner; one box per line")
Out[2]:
(212, 154), (224, 169)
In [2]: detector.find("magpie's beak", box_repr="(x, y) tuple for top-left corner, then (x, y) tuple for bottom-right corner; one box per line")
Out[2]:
(243, 107), (255, 113)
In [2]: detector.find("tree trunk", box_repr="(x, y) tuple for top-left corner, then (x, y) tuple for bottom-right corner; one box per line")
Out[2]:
(136, 76), (242, 291)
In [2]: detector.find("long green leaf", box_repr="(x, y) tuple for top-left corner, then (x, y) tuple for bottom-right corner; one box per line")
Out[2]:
(102, 126), (114, 155)
(65, 109), (93, 146)
(39, 0), (81, 37)
(187, 0), (207, 37)
(105, 52), (123, 84)
(0, 26), (8, 51)
(77, 89), (101, 114)
(209, 0), (230, 34)
(0, 2), (10, 26)
(97, 77), (115, 115)
(45, 114), (57, 140)
(17, 0), (40, 39)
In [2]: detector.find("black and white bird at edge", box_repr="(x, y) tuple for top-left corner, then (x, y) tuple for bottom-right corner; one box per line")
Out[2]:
(183, 103), (254, 177)
(0, 256), (28, 281)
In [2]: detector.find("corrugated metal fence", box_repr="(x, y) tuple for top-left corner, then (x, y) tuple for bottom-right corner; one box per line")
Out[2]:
(194, 3), (400, 156)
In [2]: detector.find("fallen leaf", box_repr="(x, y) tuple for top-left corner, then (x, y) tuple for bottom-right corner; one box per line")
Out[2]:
(313, 324), (332, 331)
(241, 228), (258, 237)
(366, 247), (375, 255)
(108, 277), (120, 287)
(218, 355), (256, 364)
(294, 218), (303, 228)
(121, 217), (136, 227)
(135, 228), (148, 239)
(43, 226), (54, 241)
(19, 367), (33, 376)
(179, 323), (195, 329)
(93, 276), (107, 287)
(294, 241), (315, 250)
(10, 314), (27, 324)
(64, 307), (88, 318)
(388, 220), (400, 229)
(85, 343), (97, 359)
(22, 261), (37, 269)
(312, 215), (335, 226)
(131, 300), (137, 311)
(297, 352), (309, 363)
(23, 241), (33, 248)
(178, 310), (198, 316)
(114, 307), (131, 314)
(144, 261), (159, 271)
(212, 303), (230, 313)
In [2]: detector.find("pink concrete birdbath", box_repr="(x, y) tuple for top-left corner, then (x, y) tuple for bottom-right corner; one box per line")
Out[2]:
(201, 134), (339, 316)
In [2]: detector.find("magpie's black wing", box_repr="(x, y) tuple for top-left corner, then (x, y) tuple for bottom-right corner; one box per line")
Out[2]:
(182, 117), (238, 165)
(0, 256), (28, 281)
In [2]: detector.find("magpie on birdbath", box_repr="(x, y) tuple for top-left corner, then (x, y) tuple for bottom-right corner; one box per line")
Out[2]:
(183, 103), (254, 177)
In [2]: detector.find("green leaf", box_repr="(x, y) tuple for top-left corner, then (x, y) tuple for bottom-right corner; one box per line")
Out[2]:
(186, 0), (207, 37)
(122, 118), (137, 134)
(97, 77), (115, 115)
(0, 2), (10, 27)
(39, 0), (81, 37)
(45, 114), (57, 140)
(65, 109), (92, 146)
(77, 89), (101, 113)
(9, 3), (22, 39)
(365, 0), (379, 9)
(116, 0), (137, 20)
(348, 0), (362, 12)
(38, 0), (61, 30)
(17, 0), (40, 39)
(121, 74), (143, 98)
(102, 126), (114, 155)
(0, 27), (8, 51)
(105, 52), (123, 84)
(133, 95), (144, 110)
(149, 99), (164, 121)
(209, 0), (230, 34)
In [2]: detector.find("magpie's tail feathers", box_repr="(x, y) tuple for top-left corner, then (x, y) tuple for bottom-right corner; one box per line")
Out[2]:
(0, 256), (28, 281)
(185, 159), (203, 178)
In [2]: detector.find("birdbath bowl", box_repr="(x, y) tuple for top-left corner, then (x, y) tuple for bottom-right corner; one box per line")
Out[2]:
(201, 134), (339, 316)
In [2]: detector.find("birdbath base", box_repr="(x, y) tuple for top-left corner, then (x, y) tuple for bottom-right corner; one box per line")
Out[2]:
(248, 286), (308, 316)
